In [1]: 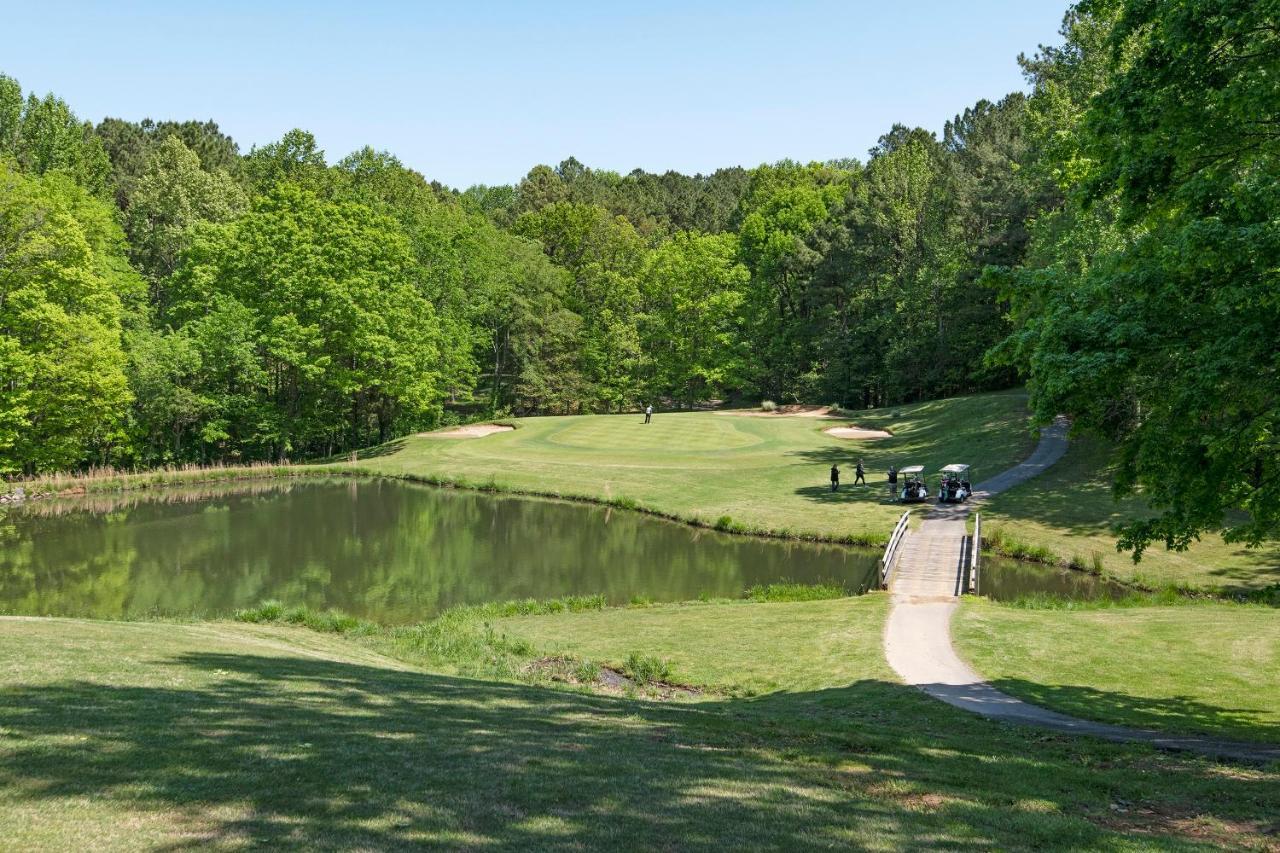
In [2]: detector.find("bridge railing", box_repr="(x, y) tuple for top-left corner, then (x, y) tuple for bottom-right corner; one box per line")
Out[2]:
(968, 512), (982, 594)
(879, 510), (911, 588)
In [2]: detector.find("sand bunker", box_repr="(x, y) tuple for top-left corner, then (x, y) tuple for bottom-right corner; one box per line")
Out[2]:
(426, 424), (515, 438)
(824, 425), (893, 440)
(721, 405), (835, 418)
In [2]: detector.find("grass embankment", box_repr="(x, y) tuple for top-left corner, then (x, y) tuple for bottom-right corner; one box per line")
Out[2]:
(6, 461), (323, 500)
(954, 598), (1280, 746)
(350, 389), (1038, 545)
(979, 436), (1280, 593)
(3, 606), (1278, 850)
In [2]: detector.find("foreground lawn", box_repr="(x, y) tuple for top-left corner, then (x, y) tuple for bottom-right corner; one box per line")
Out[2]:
(979, 436), (1280, 593)
(352, 389), (1037, 544)
(954, 600), (1280, 745)
(2, 612), (1278, 850)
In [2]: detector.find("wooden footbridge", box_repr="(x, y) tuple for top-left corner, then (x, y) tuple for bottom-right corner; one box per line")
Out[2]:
(878, 415), (1072, 598)
(879, 506), (980, 597)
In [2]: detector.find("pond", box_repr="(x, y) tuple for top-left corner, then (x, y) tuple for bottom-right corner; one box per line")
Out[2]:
(0, 478), (881, 623)
(0, 478), (1127, 624)
(976, 554), (1129, 602)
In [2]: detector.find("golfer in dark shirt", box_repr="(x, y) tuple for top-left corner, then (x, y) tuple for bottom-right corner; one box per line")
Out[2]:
(855, 460), (866, 485)
(830, 465), (840, 492)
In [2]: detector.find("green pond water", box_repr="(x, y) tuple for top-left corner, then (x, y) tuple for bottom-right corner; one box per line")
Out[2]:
(0, 478), (881, 623)
(0, 478), (1123, 624)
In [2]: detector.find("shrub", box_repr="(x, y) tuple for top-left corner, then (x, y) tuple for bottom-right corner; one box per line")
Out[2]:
(623, 652), (671, 685)
(760, 400), (777, 412)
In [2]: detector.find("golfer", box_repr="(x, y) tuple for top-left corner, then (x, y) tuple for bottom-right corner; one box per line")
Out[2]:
(644, 404), (652, 424)
(830, 464), (840, 492)
(887, 465), (898, 500)
(855, 459), (866, 485)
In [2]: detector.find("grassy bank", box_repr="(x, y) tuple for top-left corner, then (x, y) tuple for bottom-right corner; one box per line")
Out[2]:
(5, 461), (331, 501)
(978, 436), (1280, 593)
(954, 598), (1280, 744)
(3, 607), (1278, 849)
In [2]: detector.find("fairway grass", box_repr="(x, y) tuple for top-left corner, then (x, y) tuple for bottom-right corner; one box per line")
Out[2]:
(354, 390), (1039, 545)
(3, 610), (1279, 850)
(979, 436), (1280, 593)
(954, 600), (1280, 745)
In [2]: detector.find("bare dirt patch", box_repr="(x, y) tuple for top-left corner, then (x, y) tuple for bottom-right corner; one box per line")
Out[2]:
(1086, 799), (1279, 850)
(824, 425), (893, 440)
(525, 656), (704, 700)
(424, 423), (515, 438)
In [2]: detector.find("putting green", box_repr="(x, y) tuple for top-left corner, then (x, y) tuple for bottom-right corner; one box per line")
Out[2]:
(543, 414), (766, 453)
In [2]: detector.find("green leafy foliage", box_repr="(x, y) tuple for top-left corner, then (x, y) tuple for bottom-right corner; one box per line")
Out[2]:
(994, 0), (1280, 557)
(0, 162), (137, 473)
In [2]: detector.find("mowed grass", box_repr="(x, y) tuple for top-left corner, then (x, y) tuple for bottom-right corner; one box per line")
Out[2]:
(954, 600), (1280, 745)
(496, 596), (889, 695)
(3, 613), (1279, 850)
(354, 389), (1038, 544)
(980, 435), (1280, 592)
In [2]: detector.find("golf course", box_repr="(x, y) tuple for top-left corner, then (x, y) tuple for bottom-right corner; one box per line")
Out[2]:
(4, 0), (1279, 846)
(3, 393), (1277, 849)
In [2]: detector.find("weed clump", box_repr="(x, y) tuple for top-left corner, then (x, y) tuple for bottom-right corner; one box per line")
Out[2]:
(572, 659), (601, 683)
(623, 652), (672, 685)
(745, 582), (846, 602)
(983, 526), (1058, 564)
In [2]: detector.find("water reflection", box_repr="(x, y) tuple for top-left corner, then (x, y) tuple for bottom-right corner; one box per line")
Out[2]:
(0, 479), (879, 623)
(978, 554), (1128, 601)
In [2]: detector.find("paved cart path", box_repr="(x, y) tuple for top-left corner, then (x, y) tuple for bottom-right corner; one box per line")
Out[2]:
(882, 419), (1280, 764)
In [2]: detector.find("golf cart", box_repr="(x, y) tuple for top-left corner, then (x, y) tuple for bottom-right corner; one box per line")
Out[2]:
(898, 465), (929, 502)
(938, 463), (973, 503)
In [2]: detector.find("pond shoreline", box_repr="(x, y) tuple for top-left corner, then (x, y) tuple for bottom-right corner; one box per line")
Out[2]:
(4, 459), (1168, 596)
(7, 462), (892, 548)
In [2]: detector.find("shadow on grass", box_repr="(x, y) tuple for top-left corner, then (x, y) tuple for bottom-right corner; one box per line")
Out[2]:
(1, 652), (1277, 848)
(987, 679), (1280, 747)
(793, 483), (896, 506)
(350, 438), (408, 461)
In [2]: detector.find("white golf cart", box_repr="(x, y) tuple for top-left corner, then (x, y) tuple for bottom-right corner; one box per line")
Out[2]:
(898, 464), (929, 502)
(938, 463), (973, 503)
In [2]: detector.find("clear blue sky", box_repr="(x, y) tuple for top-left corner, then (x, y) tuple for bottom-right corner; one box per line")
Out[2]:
(3, 1), (1067, 188)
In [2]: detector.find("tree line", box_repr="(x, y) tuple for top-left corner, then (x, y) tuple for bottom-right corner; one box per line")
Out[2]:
(1, 0), (1276, 557)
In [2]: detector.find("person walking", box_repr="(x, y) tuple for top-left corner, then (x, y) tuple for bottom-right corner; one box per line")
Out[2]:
(644, 404), (653, 424)
(830, 464), (840, 492)
(887, 465), (898, 500)
(855, 459), (866, 486)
